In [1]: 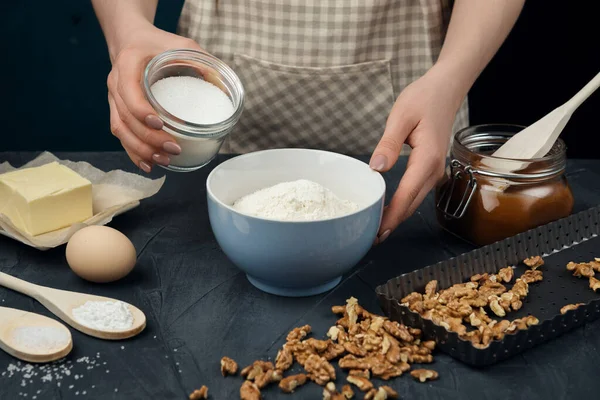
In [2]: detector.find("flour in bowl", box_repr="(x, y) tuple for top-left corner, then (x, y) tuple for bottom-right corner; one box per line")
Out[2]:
(232, 179), (359, 221)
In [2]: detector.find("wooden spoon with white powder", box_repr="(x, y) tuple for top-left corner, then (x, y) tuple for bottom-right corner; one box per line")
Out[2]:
(0, 306), (73, 363)
(0, 272), (146, 340)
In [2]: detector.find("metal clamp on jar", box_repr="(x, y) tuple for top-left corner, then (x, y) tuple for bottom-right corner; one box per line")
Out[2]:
(436, 124), (574, 246)
(143, 49), (245, 172)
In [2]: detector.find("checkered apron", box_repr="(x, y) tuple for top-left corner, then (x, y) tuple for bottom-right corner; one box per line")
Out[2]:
(178, 0), (469, 155)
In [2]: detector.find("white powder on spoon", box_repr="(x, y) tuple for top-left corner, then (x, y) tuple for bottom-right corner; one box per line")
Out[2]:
(72, 301), (133, 331)
(150, 76), (235, 124)
(11, 326), (69, 352)
(232, 179), (359, 221)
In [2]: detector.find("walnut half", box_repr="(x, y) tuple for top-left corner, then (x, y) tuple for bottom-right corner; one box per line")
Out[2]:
(590, 276), (600, 292)
(287, 325), (312, 341)
(304, 354), (336, 385)
(240, 381), (261, 400)
(347, 375), (374, 392)
(340, 384), (355, 399)
(523, 256), (544, 269)
(410, 369), (439, 383)
(560, 303), (585, 315)
(279, 374), (307, 393)
(220, 356), (238, 377)
(567, 262), (595, 278)
(189, 386), (208, 400)
(364, 386), (399, 400)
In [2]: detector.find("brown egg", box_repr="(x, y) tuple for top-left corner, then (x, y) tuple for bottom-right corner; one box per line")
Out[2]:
(66, 226), (137, 283)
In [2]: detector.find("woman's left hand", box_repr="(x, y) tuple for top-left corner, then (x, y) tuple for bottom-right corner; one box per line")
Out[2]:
(370, 65), (465, 244)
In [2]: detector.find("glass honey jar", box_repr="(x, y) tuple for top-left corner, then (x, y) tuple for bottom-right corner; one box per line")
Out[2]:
(435, 124), (574, 246)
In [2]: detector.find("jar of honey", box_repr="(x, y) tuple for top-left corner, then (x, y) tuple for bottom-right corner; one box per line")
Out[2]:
(435, 124), (574, 246)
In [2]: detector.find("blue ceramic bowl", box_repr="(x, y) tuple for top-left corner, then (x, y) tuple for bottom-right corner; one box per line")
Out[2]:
(206, 149), (386, 297)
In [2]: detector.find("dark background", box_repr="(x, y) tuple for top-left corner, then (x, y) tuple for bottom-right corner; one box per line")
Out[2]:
(1, 1), (598, 157)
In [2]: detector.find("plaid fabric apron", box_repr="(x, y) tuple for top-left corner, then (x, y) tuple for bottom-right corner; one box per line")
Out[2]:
(178, 0), (469, 155)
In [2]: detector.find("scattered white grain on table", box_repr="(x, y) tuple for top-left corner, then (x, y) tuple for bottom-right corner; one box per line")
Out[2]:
(1, 353), (108, 397)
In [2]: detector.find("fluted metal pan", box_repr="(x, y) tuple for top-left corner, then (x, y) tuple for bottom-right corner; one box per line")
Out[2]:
(376, 206), (600, 366)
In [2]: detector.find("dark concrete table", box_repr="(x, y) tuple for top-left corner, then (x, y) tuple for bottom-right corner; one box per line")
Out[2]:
(1, 152), (599, 400)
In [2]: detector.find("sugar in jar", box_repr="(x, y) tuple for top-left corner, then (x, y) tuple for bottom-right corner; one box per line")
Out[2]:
(143, 49), (245, 172)
(435, 124), (574, 246)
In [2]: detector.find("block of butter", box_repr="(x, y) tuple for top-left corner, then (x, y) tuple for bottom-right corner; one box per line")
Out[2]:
(0, 161), (93, 236)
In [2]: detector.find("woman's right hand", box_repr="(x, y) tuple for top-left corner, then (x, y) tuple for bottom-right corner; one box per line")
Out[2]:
(107, 23), (204, 173)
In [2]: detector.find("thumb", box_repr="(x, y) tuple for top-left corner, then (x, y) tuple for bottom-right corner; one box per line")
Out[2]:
(369, 105), (418, 173)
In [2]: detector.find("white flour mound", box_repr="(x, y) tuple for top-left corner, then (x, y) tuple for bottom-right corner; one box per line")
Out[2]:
(72, 301), (133, 331)
(232, 179), (359, 221)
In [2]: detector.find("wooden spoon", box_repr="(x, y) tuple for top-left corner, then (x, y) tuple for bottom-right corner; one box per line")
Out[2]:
(492, 71), (600, 161)
(0, 306), (73, 363)
(0, 272), (146, 340)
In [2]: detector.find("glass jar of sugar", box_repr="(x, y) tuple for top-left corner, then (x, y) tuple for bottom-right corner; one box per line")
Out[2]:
(143, 49), (245, 172)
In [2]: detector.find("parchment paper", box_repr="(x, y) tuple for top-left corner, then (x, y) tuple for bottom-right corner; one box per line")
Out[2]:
(0, 152), (165, 250)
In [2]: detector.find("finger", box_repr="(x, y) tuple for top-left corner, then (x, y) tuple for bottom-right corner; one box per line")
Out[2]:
(115, 48), (164, 131)
(109, 93), (166, 172)
(369, 101), (419, 173)
(125, 148), (152, 174)
(378, 145), (440, 241)
(111, 85), (182, 156)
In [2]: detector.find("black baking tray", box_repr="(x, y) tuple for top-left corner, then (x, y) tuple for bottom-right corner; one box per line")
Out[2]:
(375, 205), (600, 366)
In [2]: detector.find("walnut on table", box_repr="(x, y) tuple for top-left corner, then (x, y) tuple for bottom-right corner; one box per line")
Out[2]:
(340, 384), (355, 399)
(240, 381), (261, 400)
(275, 347), (293, 371)
(348, 369), (370, 379)
(231, 297), (439, 397)
(323, 382), (346, 400)
(278, 373), (307, 393)
(410, 369), (439, 383)
(254, 369), (282, 389)
(189, 386), (208, 400)
(346, 375), (374, 392)
(322, 341), (346, 361)
(327, 326), (341, 341)
(364, 386), (399, 400)
(371, 362), (409, 380)
(287, 325), (312, 341)
(240, 361), (274, 381)
(220, 357), (238, 377)
(304, 354), (336, 385)
(380, 386), (399, 399)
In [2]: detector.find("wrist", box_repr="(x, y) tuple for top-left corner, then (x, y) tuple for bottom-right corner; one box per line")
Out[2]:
(426, 60), (476, 112)
(106, 17), (153, 62)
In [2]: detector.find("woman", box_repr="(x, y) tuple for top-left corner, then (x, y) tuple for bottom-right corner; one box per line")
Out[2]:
(91, 0), (524, 242)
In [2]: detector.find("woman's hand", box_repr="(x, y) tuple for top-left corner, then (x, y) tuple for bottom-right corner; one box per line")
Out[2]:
(370, 66), (465, 243)
(106, 23), (204, 172)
